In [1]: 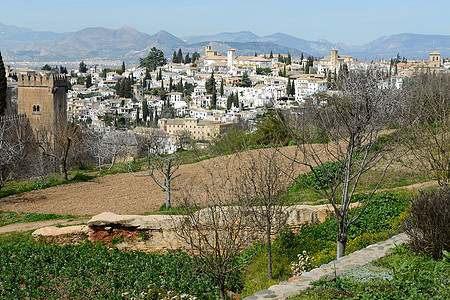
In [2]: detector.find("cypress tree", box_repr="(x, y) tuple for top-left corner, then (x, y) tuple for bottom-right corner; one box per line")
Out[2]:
(220, 80), (224, 96)
(185, 52), (191, 64)
(287, 53), (292, 65)
(233, 92), (239, 108)
(300, 52), (304, 62)
(211, 89), (217, 109)
(136, 107), (140, 125)
(177, 48), (184, 64)
(291, 79), (295, 96)
(326, 70), (332, 89)
(286, 77), (292, 96)
(227, 95), (232, 110)
(0, 51), (7, 115)
(172, 51), (177, 63)
(121, 61), (126, 74)
(142, 100), (148, 122)
(169, 77), (173, 92)
(269, 50), (273, 59)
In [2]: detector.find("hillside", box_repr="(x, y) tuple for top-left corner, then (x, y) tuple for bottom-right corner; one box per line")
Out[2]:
(0, 147), (303, 215)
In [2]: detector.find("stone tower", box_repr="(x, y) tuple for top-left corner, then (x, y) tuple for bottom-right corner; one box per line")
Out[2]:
(429, 51), (441, 70)
(227, 48), (236, 68)
(331, 49), (339, 66)
(17, 73), (67, 134)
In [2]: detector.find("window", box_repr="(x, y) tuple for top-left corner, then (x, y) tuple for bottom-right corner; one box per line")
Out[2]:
(32, 105), (40, 114)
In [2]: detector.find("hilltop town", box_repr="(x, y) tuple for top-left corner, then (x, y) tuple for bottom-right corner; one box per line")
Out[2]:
(4, 45), (449, 154)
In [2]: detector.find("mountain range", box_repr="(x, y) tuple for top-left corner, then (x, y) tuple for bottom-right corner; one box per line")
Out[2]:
(1, 23), (449, 65)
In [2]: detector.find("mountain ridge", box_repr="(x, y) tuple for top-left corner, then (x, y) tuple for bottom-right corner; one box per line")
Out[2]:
(1, 23), (448, 63)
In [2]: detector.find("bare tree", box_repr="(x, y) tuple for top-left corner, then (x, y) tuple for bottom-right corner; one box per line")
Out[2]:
(402, 72), (449, 186)
(147, 152), (180, 208)
(237, 148), (296, 279)
(38, 122), (80, 180)
(175, 165), (258, 300)
(281, 70), (402, 258)
(0, 116), (35, 190)
(129, 129), (178, 208)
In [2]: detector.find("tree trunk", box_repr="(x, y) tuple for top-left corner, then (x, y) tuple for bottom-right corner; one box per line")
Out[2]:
(109, 152), (117, 170)
(219, 284), (226, 300)
(336, 225), (347, 259)
(267, 222), (273, 279)
(59, 159), (68, 181)
(165, 177), (171, 208)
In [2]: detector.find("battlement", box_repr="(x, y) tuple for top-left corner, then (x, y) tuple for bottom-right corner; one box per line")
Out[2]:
(0, 113), (27, 123)
(18, 73), (67, 88)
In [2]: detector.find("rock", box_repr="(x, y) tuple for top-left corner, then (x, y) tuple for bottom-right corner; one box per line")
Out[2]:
(32, 225), (89, 237)
(87, 212), (181, 230)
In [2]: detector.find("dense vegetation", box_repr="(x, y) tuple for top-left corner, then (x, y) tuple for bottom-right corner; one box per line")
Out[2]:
(241, 191), (413, 296)
(0, 240), (227, 299)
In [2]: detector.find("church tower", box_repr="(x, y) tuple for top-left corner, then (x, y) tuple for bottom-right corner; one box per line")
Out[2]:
(429, 51), (441, 70)
(17, 73), (67, 134)
(331, 49), (339, 66)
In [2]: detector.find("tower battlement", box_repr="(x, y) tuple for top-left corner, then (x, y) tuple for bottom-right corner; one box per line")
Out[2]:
(18, 74), (67, 88)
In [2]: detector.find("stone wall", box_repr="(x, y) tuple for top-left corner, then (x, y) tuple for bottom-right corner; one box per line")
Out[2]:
(33, 203), (359, 252)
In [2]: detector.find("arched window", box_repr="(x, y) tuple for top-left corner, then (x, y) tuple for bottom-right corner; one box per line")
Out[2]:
(32, 105), (40, 114)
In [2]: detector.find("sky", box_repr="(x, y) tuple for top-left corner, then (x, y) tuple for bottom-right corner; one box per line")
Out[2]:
(2, 0), (449, 45)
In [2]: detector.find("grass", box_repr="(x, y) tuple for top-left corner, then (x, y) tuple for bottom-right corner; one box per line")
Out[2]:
(0, 211), (79, 227)
(290, 244), (450, 299)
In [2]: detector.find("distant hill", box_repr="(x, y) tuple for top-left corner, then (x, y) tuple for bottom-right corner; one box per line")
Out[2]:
(0, 23), (70, 50)
(353, 33), (450, 59)
(1, 23), (449, 63)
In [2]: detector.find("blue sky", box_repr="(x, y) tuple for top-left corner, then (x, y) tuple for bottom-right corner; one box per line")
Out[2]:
(2, 0), (449, 45)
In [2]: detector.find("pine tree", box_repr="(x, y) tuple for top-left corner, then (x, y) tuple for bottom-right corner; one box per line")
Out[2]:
(192, 52), (200, 62)
(79, 61), (87, 73)
(0, 51), (6, 115)
(220, 80), (224, 96)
